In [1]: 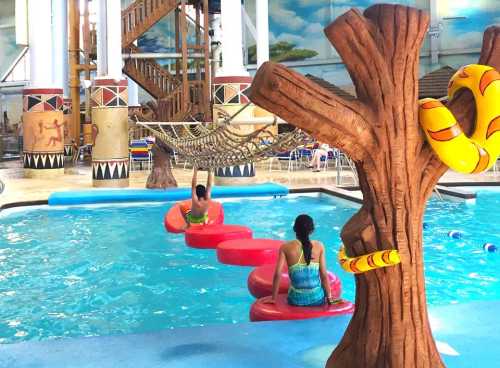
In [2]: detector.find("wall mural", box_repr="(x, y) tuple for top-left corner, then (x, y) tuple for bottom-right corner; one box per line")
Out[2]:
(438, 1), (500, 52)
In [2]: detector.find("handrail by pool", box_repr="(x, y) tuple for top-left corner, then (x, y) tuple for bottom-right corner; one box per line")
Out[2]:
(48, 183), (289, 206)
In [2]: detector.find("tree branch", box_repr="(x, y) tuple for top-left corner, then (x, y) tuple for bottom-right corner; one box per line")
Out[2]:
(248, 62), (375, 161)
(325, 5), (429, 109)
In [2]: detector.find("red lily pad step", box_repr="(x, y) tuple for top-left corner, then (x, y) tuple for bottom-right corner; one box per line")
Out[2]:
(216, 239), (284, 266)
(185, 224), (253, 249)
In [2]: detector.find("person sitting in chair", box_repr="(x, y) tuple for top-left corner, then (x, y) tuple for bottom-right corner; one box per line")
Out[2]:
(308, 143), (330, 172)
(182, 167), (213, 228)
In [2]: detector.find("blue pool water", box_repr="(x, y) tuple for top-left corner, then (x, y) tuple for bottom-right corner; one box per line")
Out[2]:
(0, 192), (499, 343)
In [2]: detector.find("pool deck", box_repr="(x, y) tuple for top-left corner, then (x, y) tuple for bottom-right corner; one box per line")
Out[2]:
(0, 159), (498, 207)
(0, 301), (498, 368)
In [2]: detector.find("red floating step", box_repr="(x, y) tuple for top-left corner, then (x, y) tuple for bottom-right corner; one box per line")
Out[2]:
(250, 294), (354, 322)
(217, 239), (284, 266)
(247, 264), (342, 299)
(185, 224), (253, 249)
(164, 200), (224, 233)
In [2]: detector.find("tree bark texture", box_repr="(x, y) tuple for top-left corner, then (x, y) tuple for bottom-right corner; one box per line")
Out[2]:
(249, 4), (500, 368)
(146, 139), (178, 189)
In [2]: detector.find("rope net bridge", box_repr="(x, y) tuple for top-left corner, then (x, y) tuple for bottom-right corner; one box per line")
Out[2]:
(135, 104), (307, 169)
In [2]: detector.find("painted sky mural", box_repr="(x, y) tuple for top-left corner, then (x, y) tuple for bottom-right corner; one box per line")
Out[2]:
(244, 0), (499, 61)
(242, 0), (499, 87)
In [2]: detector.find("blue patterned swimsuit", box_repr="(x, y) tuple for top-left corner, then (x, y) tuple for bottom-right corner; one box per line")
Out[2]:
(287, 248), (325, 306)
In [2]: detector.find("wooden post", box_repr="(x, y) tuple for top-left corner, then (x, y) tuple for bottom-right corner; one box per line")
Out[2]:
(68, 0), (80, 145)
(180, 0), (189, 113)
(175, 8), (180, 79)
(82, 0), (91, 132)
(195, 2), (201, 83)
(203, 0), (211, 121)
(195, 1), (202, 113)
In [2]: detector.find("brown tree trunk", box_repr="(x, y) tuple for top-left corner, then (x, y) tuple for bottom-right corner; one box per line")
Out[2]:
(249, 4), (500, 368)
(146, 140), (177, 189)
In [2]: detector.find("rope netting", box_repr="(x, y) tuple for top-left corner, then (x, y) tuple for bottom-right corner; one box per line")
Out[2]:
(137, 105), (307, 169)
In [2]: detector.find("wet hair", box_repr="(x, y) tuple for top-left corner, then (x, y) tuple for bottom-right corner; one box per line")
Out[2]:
(293, 214), (315, 265)
(196, 184), (207, 200)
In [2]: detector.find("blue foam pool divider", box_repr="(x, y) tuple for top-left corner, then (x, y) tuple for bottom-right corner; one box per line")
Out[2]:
(48, 183), (289, 206)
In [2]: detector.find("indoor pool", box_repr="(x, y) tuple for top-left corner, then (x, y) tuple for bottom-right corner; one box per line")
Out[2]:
(0, 192), (499, 343)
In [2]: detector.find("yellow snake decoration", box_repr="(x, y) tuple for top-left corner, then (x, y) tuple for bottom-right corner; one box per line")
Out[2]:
(338, 245), (401, 274)
(419, 64), (500, 173)
(338, 64), (500, 274)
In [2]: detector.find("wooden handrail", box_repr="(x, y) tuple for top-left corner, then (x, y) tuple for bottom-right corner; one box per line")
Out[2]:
(158, 84), (185, 121)
(124, 44), (180, 99)
(122, 0), (180, 48)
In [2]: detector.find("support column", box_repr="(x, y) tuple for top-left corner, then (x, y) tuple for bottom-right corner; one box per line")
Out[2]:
(180, 0), (189, 112)
(52, 0), (69, 97)
(256, 0), (269, 68)
(90, 78), (129, 187)
(127, 77), (139, 107)
(68, 0), (81, 145)
(210, 13), (222, 76)
(52, 0), (72, 158)
(219, 0), (248, 77)
(127, 77), (141, 121)
(213, 0), (273, 185)
(92, 0), (129, 188)
(23, 0), (65, 178)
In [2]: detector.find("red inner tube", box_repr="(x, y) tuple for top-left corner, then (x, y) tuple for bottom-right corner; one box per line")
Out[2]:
(185, 224), (253, 249)
(250, 294), (354, 322)
(164, 200), (224, 233)
(216, 239), (284, 266)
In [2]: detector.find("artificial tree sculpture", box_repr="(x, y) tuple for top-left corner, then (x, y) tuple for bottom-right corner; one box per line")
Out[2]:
(146, 139), (178, 189)
(249, 4), (500, 368)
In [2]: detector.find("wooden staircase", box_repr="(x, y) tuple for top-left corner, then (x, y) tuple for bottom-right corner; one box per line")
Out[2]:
(123, 45), (180, 100)
(122, 0), (179, 48)
(120, 0), (210, 122)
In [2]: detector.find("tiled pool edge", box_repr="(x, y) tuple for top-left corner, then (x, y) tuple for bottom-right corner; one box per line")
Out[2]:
(290, 186), (364, 204)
